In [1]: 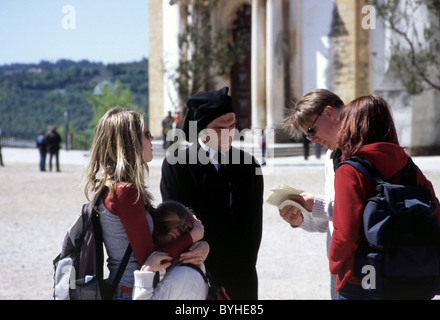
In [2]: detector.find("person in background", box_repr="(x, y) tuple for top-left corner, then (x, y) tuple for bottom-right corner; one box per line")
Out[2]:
(36, 130), (47, 171)
(46, 125), (62, 172)
(173, 111), (182, 129)
(0, 126), (4, 167)
(162, 111), (174, 149)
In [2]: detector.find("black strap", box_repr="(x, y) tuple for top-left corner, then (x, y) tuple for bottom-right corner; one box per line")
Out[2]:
(337, 156), (385, 186)
(398, 157), (418, 186)
(110, 244), (132, 291)
(92, 185), (133, 296)
(337, 156), (418, 187)
(179, 263), (209, 285)
(331, 148), (342, 172)
(153, 263), (209, 288)
(153, 270), (161, 288)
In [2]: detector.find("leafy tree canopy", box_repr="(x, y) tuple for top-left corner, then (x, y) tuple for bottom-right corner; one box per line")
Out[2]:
(0, 59), (148, 139)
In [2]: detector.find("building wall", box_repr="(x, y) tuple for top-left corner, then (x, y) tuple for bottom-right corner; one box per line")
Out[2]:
(149, 0), (439, 154)
(148, 0), (164, 138)
(331, 0), (369, 105)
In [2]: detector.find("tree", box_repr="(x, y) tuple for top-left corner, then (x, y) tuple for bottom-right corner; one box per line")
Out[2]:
(169, 0), (249, 116)
(84, 80), (139, 130)
(373, 0), (440, 95)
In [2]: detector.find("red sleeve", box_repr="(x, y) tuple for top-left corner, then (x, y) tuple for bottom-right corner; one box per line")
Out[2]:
(158, 233), (193, 260)
(329, 165), (372, 287)
(104, 184), (194, 264)
(104, 184), (154, 266)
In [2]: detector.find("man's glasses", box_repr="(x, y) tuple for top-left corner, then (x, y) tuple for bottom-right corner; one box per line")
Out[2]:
(306, 108), (324, 141)
(144, 130), (153, 140)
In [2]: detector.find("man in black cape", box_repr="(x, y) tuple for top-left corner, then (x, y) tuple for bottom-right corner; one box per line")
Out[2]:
(160, 87), (264, 300)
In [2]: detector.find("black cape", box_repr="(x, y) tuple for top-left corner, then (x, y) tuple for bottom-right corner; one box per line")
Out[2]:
(160, 143), (264, 299)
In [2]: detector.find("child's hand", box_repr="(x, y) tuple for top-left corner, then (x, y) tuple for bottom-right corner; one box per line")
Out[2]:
(140, 251), (172, 272)
(189, 215), (204, 242)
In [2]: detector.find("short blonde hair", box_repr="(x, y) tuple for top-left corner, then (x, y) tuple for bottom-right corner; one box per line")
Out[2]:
(283, 89), (344, 138)
(84, 107), (153, 207)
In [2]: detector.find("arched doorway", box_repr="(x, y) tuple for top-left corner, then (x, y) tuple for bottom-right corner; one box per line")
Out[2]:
(230, 4), (252, 131)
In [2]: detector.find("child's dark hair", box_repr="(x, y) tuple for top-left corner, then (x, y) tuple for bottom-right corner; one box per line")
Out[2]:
(152, 200), (194, 238)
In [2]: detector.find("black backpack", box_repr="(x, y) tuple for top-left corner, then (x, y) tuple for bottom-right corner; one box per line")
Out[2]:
(53, 189), (132, 300)
(338, 156), (440, 299)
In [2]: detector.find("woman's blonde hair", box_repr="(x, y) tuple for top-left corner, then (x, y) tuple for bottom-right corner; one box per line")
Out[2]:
(84, 107), (153, 207)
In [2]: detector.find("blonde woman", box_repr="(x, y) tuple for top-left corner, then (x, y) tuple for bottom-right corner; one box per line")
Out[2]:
(84, 107), (208, 300)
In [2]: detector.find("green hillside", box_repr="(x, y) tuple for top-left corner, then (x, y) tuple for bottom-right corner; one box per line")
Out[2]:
(0, 59), (148, 142)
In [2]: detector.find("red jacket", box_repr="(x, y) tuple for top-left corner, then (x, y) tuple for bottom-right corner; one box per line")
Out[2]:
(329, 143), (440, 292)
(104, 184), (193, 266)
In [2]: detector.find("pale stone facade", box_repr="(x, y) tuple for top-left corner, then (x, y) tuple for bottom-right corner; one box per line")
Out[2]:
(148, 0), (440, 154)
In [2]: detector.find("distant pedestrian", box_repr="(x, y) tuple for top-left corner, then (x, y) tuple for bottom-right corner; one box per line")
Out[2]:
(261, 130), (266, 166)
(46, 126), (61, 172)
(302, 133), (310, 160)
(173, 111), (182, 129)
(36, 130), (47, 171)
(162, 111), (174, 149)
(0, 126), (4, 167)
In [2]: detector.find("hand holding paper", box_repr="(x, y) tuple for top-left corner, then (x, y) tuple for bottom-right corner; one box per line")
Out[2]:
(266, 184), (310, 213)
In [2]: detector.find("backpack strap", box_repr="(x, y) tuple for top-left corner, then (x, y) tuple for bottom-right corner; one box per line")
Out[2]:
(397, 157), (418, 186)
(110, 244), (132, 292)
(153, 263), (209, 288)
(92, 186), (133, 297)
(337, 156), (386, 186)
(337, 156), (418, 187)
(179, 263), (209, 285)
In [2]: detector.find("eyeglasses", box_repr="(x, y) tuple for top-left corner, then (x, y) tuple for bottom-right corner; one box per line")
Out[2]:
(144, 130), (153, 140)
(306, 108), (324, 141)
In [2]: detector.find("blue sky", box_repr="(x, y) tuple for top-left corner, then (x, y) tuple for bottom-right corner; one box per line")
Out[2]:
(0, 0), (149, 65)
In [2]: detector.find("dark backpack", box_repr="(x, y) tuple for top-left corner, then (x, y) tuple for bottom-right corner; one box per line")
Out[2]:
(53, 189), (132, 300)
(338, 156), (440, 299)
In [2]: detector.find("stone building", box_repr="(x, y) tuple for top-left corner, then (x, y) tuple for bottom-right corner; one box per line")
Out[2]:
(148, 0), (440, 155)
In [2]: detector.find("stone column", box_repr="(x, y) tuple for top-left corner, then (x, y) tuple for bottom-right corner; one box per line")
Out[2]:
(266, 0), (285, 138)
(251, 0), (266, 130)
(331, 0), (369, 104)
(148, 0), (164, 138)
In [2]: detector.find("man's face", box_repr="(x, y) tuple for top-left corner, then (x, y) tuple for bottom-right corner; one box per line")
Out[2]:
(301, 106), (340, 150)
(201, 112), (236, 152)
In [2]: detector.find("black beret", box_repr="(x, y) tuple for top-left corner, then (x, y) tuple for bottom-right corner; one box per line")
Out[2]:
(182, 86), (234, 140)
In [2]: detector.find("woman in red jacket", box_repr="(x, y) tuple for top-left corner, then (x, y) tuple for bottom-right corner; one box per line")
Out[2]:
(329, 94), (440, 300)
